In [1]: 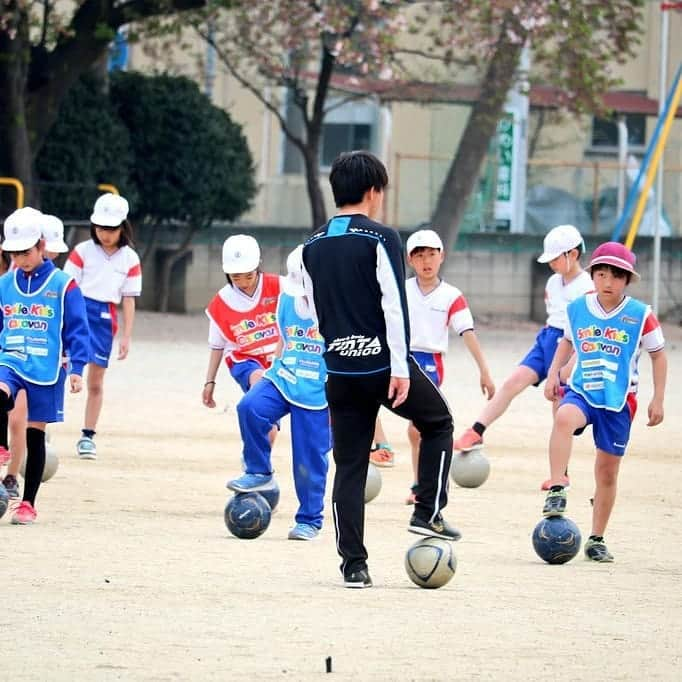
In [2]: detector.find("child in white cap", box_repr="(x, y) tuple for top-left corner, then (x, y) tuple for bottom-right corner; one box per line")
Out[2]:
(63, 193), (142, 460)
(0, 207), (89, 523)
(454, 224), (593, 490)
(542, 241), (666, 562)
(226, 245), (330, 540)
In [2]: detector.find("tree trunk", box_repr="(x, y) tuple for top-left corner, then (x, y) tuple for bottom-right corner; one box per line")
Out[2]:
(156, 224), (198, 312)
(302, 143), (327, 229)
(432, 16), (526, 255)
(0, 8), (37, 205)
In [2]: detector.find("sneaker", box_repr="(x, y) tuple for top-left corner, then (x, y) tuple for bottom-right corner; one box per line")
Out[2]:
(0, 446), (10, 466)
(343, 569), (373, 588)
(540, 474), (571, 491)
(287, 523), (320, 541)
(542, 487), (567, 517)
(2, 474), (19, 499)
(369, 444), (395, 468)
(408, 513), (462, 541)
(405, 484), (418, 506)
(453, 428), (483, 452)
(77, 437), (97, 460)
(226, 472), (273, 492)
(584, 537), (614, 563)
(11, 501), (37, 525)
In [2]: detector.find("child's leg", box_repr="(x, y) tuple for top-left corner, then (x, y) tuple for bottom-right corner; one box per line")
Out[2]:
(22, 423), (47, 506)
(235, 380), (288, 475)
(7, 390), (28, 478)
(591, 449), (621, 537)
(477, 365), (539, 429)
(247, 367), (278, 447)
(84, 363), (107, 432)
(290, 406), (331, 528)
(548, 403), (586, 484)
(369, 415), (395, 466)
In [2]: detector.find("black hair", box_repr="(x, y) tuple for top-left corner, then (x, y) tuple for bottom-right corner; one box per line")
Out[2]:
(408, 245), (441, 257)
(91, 218), (135, 248)
(591, 263), (632, 285)
(225, 268), (261, 286)
(329, 151), (388, 207)
(2, 239), (42, 257)
(0, 250), (10, 274)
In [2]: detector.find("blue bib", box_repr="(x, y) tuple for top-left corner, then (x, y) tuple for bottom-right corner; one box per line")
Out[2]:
(568, 296), (647, 411)
(265, 294), (327, 409)
(0, 269), (69, 385)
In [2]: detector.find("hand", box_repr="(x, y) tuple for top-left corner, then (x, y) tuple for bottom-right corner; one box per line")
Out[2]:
(480, 372), (495, 400)
(544, 374), (559, 402)
(118, 336), (131, 360)
(202, 383), (216, 408)
(388, 376), (410, 408)
(69, 374), (83, 394)
(647, 398), (664, 426)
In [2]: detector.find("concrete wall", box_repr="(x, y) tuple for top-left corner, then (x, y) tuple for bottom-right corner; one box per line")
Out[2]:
(148, 228), (682, 324)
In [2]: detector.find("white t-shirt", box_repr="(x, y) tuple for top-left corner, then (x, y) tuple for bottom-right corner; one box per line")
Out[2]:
(64, 240), (142, 304)
(545, 270), (593, 329)
(406, 277), (474, 354)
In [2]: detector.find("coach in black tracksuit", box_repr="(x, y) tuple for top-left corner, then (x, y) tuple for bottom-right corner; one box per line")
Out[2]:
(302, 151), (459, 589)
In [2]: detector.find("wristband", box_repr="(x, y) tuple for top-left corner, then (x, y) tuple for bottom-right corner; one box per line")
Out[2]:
(204, 380), (216, 387)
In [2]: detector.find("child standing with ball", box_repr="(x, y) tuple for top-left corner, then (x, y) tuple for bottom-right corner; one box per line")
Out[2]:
(542, 242), (666, 562)
(63, 193), (142, 460)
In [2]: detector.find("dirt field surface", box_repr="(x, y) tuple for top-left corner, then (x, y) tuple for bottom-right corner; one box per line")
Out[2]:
(2, 312), (680, 681)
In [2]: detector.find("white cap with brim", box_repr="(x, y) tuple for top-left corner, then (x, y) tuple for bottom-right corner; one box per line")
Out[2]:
(90, 193), (129, 227)
(406, 229), (444, 255)
(43, 214), (69, 253)
(281, 244), (305, 297)
(537, 224), (584, 263)
(2, 207), (44, 252)
(222, 234), (261, 274)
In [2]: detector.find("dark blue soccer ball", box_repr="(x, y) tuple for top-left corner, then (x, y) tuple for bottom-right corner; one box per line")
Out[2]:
(224, 492), (272, 540)
(0, 483), (8, 520)
(532, 516), (582, 564)
(259, 484), (280, 514)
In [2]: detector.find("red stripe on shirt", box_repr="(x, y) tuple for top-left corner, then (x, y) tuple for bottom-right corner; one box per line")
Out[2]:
(68, 250), (84, 268)
(127, 263), (142, 277)
(66, 280), (78, 292)
(447, 295), (468, 323)
(642, 312), (660, 335)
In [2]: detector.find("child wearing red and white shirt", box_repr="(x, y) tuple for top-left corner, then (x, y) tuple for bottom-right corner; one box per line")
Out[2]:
(63, 193), (142, 460)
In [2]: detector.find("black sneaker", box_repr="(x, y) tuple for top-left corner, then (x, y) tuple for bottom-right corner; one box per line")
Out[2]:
(584, 538), (614, 563)
(408, 513), (461, 541)
(2, 474), (19, 499)
(343, 569), (373, 589)
(542, 487), (567, 517)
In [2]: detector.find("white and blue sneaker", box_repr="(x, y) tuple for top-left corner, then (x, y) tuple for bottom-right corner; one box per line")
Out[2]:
(226, 473), (274, 492)
(77, 437), (97, 460)
(287, 523), (320, 541)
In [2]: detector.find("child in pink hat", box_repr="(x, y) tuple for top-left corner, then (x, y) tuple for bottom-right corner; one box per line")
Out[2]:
(541, 242), (667, 562)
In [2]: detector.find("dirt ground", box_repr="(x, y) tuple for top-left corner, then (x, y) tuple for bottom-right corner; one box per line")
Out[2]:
(2, 311), (680, 681)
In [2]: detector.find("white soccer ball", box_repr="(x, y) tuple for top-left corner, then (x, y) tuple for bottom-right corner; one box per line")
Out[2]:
(19, 442), (59, 482)
(451, 450), (490, 488)
(364, 462), (382, 503)
(405, 537), (457, 589)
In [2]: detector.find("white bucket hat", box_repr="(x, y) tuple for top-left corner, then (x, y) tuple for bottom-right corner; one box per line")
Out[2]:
(91, 193), (129, 227)
(537, 224), (584, 263)
(43, 214), (69, 253)
(2, 207), (44, 252)
(222, 234), (261, 274)
(282, 245), (305, 296)
(406, 229), (444, 255)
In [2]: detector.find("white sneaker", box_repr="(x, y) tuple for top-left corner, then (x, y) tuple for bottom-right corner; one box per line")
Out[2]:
(77, 437), (97, 460)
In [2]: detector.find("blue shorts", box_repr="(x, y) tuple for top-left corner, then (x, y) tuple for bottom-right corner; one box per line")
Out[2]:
(0, 366), (67, 423)
(560, 388), (634, 456)
(230, 358), (267, 394)
(411, 351), (443, 387)
(85, 298), (117, 368)
(520, 326), (563, 385)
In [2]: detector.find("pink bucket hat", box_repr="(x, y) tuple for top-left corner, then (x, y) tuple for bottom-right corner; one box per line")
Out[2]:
(588, 241), (640, 282)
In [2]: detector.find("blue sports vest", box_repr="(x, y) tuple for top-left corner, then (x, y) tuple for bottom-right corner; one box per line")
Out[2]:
(568, 296), (647, 411)
(0, 269), (70, 385)
(265, 294), (327, 409)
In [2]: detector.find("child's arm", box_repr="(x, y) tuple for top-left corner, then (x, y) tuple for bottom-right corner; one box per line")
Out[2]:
(460, 330), (495, 399)
(62, 281), (90, 394)
(647, 348), (666, 426)
(202, 348), (224, 408)
(118, 296), (136, 360)
(544, 337), (573, 402)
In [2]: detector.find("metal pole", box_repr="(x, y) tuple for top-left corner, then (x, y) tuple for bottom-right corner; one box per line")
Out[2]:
(616, 115), (628, 217)
(653, 6), (669, 315)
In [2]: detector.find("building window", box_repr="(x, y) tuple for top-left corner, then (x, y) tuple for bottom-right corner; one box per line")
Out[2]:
(281, 93), (378, 174)
(590, 113), (646, 151)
